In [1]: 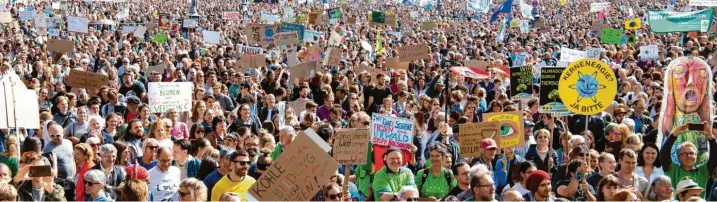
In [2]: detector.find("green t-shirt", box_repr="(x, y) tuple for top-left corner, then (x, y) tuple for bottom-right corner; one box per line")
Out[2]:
(372, 166), (416, 201)
(415, 168), (457, 199)
(0, 154), (18, 178)
(666, 162), (709, 198)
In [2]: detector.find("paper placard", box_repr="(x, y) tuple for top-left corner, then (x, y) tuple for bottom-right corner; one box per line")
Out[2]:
(246, 129), (338, 201)
(244, 24), (275, 46)
(289, 60), (318, 78)
(66, 16), (89, 33)
(134, 26), (147, 37)
(288, 98), (310, 114)
(182, 18), (197, 28)
(303, 30), (321, 43)
(590, 2), (610, 12)
(279, 23), (306, 42)
(519, 20), (530, 33)
(236, 45), (263, 55)
(148, 82), (193, 113)
(689, 0), (717, 7)
(147, 63), (165, 73)
(559, 47), (587, 62)
(587, 47), (602, 59)
(397, 44), (430, 62)
(19, 10), (33, 21)
(67, 69), (109, 90)
(274, 32), (299, 47)
(386, 57), (409, 69)
(639, 45), (659, 61)
(202, 30), (221, 44)
(459, 122), (501, 157)
(223, 12), (242, 20)
(34, 14), (48, 35)
(422, 21), (437, 30)
(464, 60), (486, 70)
(370, 114), (414, 150)
(0, 12), (11, 23)
(483, 112), (525, 149)
(47, 39), (74, 53)
(326, 48), (343, 66)
(332, 129), (370, 165)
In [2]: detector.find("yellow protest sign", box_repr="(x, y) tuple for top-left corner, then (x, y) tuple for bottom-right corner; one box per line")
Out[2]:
(560, 0), (567, 5)
(625, 18), (641, 30)
(482, 112), (524, 148)
(558, 58), (617, 115)
(510, 19), (520, 28)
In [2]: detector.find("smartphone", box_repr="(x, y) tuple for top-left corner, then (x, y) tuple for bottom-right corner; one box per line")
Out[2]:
(28, 165), (52, 178)
(689, 123), (705, 131)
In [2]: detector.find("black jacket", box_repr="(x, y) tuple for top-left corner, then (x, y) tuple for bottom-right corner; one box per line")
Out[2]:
(258, 106), (278, 123)
(524, 144), (558, 174)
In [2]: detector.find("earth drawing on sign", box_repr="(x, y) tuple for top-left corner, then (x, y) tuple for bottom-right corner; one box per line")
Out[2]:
(569, 71), (606, 103)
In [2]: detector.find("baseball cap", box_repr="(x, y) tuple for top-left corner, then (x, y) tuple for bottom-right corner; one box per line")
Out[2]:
(480, 138), (498, 150)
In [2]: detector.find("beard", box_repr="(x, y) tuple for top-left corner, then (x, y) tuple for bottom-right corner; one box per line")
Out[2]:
(247, 148), (258, 157)
(234, 167), (248, 176)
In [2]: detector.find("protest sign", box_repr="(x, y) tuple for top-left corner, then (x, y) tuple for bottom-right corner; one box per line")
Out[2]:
(202, 30), (221, 44)
(0, 74), (40, 129)
(451, 66), (490, 79)
(371, 114), (414, 150)
(332, 129), (370, 165)
(326, 48), (343, 66)
(510, 66), (533, 100)
(67, 69), (109, 91)
(247, 129), (339, 201)
(639, 45), (659, 61)
(519, 20), (529, 33)
(539, 67), (569, 113)
(328, 30), (343, 46)
(600, 28), (622, 44)
(148, 82), (193, 113)
(464, 60), (486, 70)
(458, 122), (500, 157)
(647, 8), (714, 33)
(559, 47), (586, 62)
(327, 7), (342, 19)
(158, 13), (170, 30)
(222, 12), (242, 20)
(152, 33), (168, 44)
(290, 60), (318, 78)
(66, 16), (88, 33)
(387, 57), (409, 69)
(510, 19), (520, 28)
(510, 52), (528, 67)
(307, 12), (320, 24)
(261, 14), (281, 24)
(236, 45), (263, 55)
(689, 0), (717, 8)
(46, 39), (74, 53)
(558, 59), (617, 115)
(300, 45), (322, 62)
(133, 26), (147, 37)
(236, 55), (266, 70)
(280, 23), (306, 42)
(288, 98), (310, 114)
(0, 12), (10, 23)
(590, 2), (610, 12)
(315, 14), (329, 25)
(371, 11), (385, 23)
(348, 17), (357, 24)
(483, 112), (525, 148)
(182, 18), (197, 28)
(586, 48), (602, 59)
(244, 24), (275, 46)
(303, 30), (321, 43)
(147, 63), (165, 73)
(274, 32), (299, 47)
(397, 44), (430, 62)
(422, 21), (437, 30)
(33, 14), (47, 35)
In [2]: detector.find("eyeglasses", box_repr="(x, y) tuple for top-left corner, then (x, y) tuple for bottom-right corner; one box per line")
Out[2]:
(178, 190), (191, 197)
(90, 143), (100, 148)
(476, 183), (495, 188)
(232, 160), (251, 166)
(679, 152), (696, 157)
(406, 197), (419, 201)
(328, 193), (343, 200)
(85, 181), (99, 186)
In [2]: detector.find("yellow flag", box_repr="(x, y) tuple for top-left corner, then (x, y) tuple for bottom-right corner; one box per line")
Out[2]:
(560, 0), (567, 6)
(625, 18), (641, 30)
(376, 29), (384, 55)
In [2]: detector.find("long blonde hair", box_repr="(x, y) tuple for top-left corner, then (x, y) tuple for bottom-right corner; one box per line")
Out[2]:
(149, 120), (170, 140)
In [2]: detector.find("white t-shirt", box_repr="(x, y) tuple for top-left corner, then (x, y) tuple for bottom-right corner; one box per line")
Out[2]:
(502, 182), (530, 196)
(148, 166), (181, 201)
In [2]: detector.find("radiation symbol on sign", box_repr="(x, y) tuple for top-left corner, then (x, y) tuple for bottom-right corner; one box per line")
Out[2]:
(568, 71), (606, 103)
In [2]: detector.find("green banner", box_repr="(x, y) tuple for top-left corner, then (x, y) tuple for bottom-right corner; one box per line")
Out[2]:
(647, 8), (713, 33)
(600, 28), (622, 44)
(152, 33), (168, 44)
(371, 11), (385, 23)
(328, 8), (342, 20)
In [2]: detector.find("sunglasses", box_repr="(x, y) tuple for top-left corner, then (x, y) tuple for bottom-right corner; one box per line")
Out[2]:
(85, 181), (99, 186)
(328, 193), (343, 200)
(90, 143), (100, 148)
(178, 190), (191, 197)
(232, 160), (251, 166)
(406, 197), (419, 201)
(147, 146), (159, 150)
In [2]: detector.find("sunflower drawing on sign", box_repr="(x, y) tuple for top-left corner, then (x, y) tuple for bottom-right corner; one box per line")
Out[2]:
(625, 18), (641, 30)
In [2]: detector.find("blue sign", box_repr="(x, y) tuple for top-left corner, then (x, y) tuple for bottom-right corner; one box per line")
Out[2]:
(280, 23), (305, 42)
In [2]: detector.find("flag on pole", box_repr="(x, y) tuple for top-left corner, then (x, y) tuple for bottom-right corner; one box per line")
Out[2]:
(489, 0), (513, 22)
(376, 29), (384, 55)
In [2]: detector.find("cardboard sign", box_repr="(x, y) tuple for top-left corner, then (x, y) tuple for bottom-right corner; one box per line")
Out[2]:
(202, 30), (221, 44)
(66, 16), (88, 33)
(0, 74), (40, 129)
(464, 60), (486, 70)
(601, 28), (623, 44)
(289, 60), (317, 78)
(244, 24), (275, 46)
(348, 17), (357, 24)
(397, 44), (430, 62)
(371, 114), (414, 150)
(458, 122), (501, 157)
(147, 63), (165, 73)
(148, 82), (193, 113)
(223, 12), (242, 20)
(482, 112), (525, 148)
(236, 45), (263, 55)
(246, 129), (339, 201)
(386, 57), (409, 69)
(327, 48), (343, 66)
(332, 129), (370, 165)
(300, 45), (322, 62)
(67, 69), (109, 90)
(46, 39), (74, 53)
(509, 66), (533, 100)
(307, 12), (321, 25)
(316, 14), (329, 25)
(288, 98), (310, 114)
(274, 32), (299, 47)
(236, 55), (267, 71)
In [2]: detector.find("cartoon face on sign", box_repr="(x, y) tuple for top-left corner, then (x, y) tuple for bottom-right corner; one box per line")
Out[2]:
(659, 57), (713, 166)
(569, 71), (606, 103)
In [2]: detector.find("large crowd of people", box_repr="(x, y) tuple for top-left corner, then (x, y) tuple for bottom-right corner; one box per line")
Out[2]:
(0, 0), (714, 201)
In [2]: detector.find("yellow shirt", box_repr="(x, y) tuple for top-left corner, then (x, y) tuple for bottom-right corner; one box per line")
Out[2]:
(210, 175), (257, 201)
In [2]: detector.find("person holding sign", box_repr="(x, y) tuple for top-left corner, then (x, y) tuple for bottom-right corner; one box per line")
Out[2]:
(524, 129), (558, 173)
(372, 147), (417, 201)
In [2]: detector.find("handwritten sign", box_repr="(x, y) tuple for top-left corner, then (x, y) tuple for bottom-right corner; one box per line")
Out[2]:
(483, 112), (525, 148)
(280, 23), (306, 42)
(590, 2), (610, 12)
(148, 82), (193, 113)
(244, 24), (275, 46)
(147, 63), (165, 74)
(303, 30), (321, 43)
(247, 129), (339, 201)
(222, 12), (242, 20)
(289, 60), (317, 78)
(288, 98), (310, 114)
(326, 48), (343, 66)
(510, 66), (533, 100)
(587, 47), (602, 59)
(236, 55), (266, 71)
(202, 30), (221, 44)
(387, 57), (409, 69)
(600, 28), (623, 44)
(397, 44), (430, 62)
(371, 114), (414, 150)
(459, 122), (501, 157)
(274, 32), (299, 47)
(639, 45), (659, 61)
(66, 16), (88, 33)
(559, 47), (586, 62)
(236, 45), (263, 55)
(47, 39), (74, 53)
(67, 69), (108, 91)
(0, 12), (11, 23)
(510, 52), (528, 67)
(332, 129), (370, 165)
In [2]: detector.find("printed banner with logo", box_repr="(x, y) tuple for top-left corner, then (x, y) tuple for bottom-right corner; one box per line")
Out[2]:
(647, 8), (714, 33)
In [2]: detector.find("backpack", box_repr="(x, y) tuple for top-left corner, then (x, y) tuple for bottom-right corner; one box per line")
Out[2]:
(417, 168), (453, 191)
